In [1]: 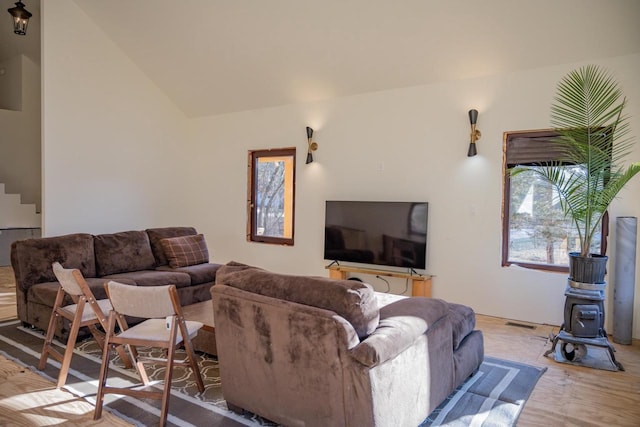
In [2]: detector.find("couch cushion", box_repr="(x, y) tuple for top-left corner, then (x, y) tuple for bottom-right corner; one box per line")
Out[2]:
(351, 297), (450, 366)
(94, 230), (156, 276)
(27, 277), (136, 307)
(157, 262), (221, 285)
(160, 234), (209, 268)
(102, 270), (192, 288)
(146, 227), (197, 267)
(448, 302), (476, 350)
(11, 234), (96, 291)
(215, 262), (379, 339)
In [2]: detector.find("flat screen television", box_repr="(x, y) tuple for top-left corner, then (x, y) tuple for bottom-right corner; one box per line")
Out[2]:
(324, 201), (428, 270)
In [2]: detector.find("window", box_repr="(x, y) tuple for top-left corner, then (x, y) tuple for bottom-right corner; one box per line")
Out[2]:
(502, 130), (606, 272)
(247, 148), (296, 245)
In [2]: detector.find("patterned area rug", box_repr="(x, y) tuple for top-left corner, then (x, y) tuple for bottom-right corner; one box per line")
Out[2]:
(0, 319), (545, 427)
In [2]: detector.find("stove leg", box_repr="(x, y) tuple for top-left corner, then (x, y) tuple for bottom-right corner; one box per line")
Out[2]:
(544, 333), (560, 358)
(605, 343), (625, 371)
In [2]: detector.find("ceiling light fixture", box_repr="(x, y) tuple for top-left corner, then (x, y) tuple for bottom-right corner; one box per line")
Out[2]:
(7, 1), (31, 35)
(306, 127), (318, 164)
(467, 109), (481, 157)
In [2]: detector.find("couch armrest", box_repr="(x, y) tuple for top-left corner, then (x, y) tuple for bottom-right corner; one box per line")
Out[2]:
(349, 297), (449, 367)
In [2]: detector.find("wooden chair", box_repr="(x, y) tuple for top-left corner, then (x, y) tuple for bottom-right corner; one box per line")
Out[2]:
(38, 262), (132, 388)
(94, 281), (205, 427)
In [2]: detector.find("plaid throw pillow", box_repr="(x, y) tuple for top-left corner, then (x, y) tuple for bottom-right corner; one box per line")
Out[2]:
(160, 234), (209, 268)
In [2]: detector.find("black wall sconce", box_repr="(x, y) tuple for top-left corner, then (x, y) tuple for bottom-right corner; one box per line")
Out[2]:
(7, 1), (31, 35)
(306, 126), (318, 164)
(467, 109), (481, 157)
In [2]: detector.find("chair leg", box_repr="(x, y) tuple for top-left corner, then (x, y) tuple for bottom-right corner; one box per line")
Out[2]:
(115, 344), (134, 369)
(88, 324), (133, 370)
(177, 316), (205, 393)
(94, 312), (116, 421)
(159, 329), (178, 427)
(183, 335), (204, 393)
(112, 313), (134, 369)
(38, 288), (65, 371)
(55, 300), (85, 388)
(88, 324), (104, 349)
(38, 309), (59, 371)
(135, 358), (150, 385)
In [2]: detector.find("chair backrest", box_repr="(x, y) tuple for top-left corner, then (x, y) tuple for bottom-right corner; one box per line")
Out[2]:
(105, 281), (177, 319)
(52, 261), (88, 297)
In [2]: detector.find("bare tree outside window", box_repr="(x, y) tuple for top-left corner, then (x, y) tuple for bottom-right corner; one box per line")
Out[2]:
(508, 166), (598, 266)
(247, 148), (295, 245)
(502, 130), (604, 272)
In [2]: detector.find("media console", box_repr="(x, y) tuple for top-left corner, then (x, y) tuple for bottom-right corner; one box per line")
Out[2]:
(326, 265), (432, 297)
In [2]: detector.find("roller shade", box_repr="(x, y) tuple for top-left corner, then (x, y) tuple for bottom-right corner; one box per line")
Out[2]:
(505, 130), (566, 167)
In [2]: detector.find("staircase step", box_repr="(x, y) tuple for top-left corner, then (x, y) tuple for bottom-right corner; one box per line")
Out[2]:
(0, 183), (40, 228)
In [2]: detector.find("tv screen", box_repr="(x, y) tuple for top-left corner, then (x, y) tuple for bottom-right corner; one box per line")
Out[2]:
(324, 201), (428, 270)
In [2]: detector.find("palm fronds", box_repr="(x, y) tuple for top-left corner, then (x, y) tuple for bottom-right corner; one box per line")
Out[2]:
(512, 65), (640, 256)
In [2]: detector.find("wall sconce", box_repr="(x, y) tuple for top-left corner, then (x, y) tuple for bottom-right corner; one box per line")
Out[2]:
(467, 109), (481, 157)
(306, 126), (318, 164)
(7, 1), (31, 35)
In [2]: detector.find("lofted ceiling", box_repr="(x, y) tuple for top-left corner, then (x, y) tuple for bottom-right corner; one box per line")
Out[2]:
(65, 1), (640, 117)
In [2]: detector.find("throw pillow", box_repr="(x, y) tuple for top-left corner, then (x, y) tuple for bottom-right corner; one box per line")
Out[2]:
(161, 234), (209, 268)
(94, 230), (156, 276)
(146, 227), (197, 266)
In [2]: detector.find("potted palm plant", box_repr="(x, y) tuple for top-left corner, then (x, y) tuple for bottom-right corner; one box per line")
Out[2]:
(512, 65), (640, 284)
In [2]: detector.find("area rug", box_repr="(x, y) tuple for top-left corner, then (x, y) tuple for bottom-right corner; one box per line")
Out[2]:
(0, 319), (264, 427)
(421, 357), (547, 426)
(0, 319), (545, 426)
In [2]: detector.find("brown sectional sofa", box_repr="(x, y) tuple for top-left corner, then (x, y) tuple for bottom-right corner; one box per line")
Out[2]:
(212, 262), (484, 427)
(11, 226), (221, 339)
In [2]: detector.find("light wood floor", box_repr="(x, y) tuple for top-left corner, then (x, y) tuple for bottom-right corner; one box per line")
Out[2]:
(1, 266), (639, 426)
(478, 315), (640, 426)
(0, 353), (132, 426)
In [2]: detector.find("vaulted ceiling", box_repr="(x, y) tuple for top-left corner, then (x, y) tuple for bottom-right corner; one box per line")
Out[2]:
(10, 1), (640, 117)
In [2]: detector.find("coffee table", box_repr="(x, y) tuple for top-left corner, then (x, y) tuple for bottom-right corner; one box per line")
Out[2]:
(182, 300), (217, 356)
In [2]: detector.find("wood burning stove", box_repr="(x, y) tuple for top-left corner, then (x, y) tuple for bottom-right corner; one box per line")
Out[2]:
(563, 285), (605, 338)
(545, 280), (624, 371)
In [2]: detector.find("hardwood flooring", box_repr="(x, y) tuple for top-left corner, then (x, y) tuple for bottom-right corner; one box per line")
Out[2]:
(1, 266), (639, 426)
(0, 353), (132, 426)
(0, 266), (17, 321)
(478, 315), (640, 426)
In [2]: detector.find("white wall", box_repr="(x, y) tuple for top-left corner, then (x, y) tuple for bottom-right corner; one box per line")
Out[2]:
(187, 54), (640, 337)
(41, 0), (189, 235)
(0, 0), (41, 212)
(40, 1), (640, 337)
(0, 55), (22, 111)
(0, 54), (41, 211)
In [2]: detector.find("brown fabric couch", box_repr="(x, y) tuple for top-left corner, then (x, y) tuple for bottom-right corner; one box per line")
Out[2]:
(212, 262), (484, 427)
(11, 227), (221, 339)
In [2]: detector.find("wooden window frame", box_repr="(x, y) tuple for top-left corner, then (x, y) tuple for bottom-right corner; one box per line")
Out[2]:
(501, 129), (608, 272)
(247, 147), (296, 245)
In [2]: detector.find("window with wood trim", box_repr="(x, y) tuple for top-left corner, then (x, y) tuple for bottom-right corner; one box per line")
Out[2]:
(247, 148), (296, 245)
(502, 130), (606, 272)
